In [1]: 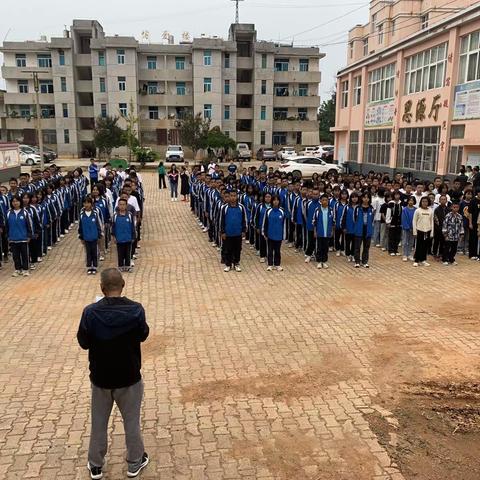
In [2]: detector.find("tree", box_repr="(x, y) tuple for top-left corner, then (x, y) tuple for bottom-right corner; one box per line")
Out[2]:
(179, 112), (210, 158)
(318, 92), (336, 144)
(94, 116), (125, 159)
(122, 99), (139, 162)
(206, 127), (236, 159)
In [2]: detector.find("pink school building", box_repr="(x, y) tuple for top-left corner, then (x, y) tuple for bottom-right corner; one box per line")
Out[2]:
(333, 0), (480, 178)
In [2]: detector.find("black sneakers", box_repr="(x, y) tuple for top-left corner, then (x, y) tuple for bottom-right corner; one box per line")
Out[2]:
(87, 462), (103, 479)
(127, 452), (149, 477)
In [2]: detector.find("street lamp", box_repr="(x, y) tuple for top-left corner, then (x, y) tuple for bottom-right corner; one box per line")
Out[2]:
(22, 70), (44, 170)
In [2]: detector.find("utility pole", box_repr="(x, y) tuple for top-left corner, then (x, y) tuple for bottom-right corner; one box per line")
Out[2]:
(230, 0), (244, 24)
(22, 70), (44, 169)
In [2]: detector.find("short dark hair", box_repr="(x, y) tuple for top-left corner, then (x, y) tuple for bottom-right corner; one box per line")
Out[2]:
(101, 268), (125, 294)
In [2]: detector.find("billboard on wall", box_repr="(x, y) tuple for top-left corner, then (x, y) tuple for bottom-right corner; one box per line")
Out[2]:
(365, 100), (395, 127)
(453, 80), (480, 120)
(0, 143), (20, 171)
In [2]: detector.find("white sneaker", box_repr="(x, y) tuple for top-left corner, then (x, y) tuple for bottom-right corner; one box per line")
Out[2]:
(363, 264), (369, 269)
(12, 270), (20, 277)
(224, 266), (231, 272)
(99, 256), (105, 261)
(354, 263), (360, 268)
(276, 266), (283, 271)
(413, 262), (419, 267)
(323, 263), (329, 269)
(267, 266), (273, 271)
(30, 264), (36, 270)
(131, 260), (135, 266)
(287, 243), (293, 248)
(471, 256), (478, 261)
(171, 198), (174, 202)
(132, 254), (138, 259)
(260, 258), (266, 263)
(408, 256), (414, 261)
(395, 253), (401, 256)
(37, 257), (43, 263)
(304, 256), (311, 263)
(234, 265), (242, 272)
(390, 253), (395, 256)
(22, 271), (30, 277)
(47, 246), (52, 251)
(245, 240), (250, 244)
(381, 248), (386, 251)
(443, 262), (449, 266)
(375, 244), (381, 248)
(402, 256), (408, 262)
(328, 247), (333, 252)
(422, 261), (430, 267)
(340, 251), (346, 257)
(336, 252), (340, 257)
(452, 261), (458, 265)
(317, 263), (323, 269)
(202, 227), (208, 233)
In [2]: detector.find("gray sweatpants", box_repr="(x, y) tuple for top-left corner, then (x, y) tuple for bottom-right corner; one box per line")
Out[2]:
(88, 380), (145, 468)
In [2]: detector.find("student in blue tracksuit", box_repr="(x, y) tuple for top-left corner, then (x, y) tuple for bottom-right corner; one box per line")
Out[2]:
(353, 194), (374, 268)
(262, 195), (286, 271)
(112, 198), (136, 272)
(220, 191), (247, 272)
(241, 185), (256, 246)
(22, 193), (42, 270)
(333, 189), (349, 257)
(253, 192), (271, 263)
(0, 186), (9, 263)
(92, 184), (111, 260)
(6, 195), (33, 277)
(88, 158), (99, 192)
(304, 188), (320, 262)
(78, 196), (103, 275)
(292, 185), (307, 252)
(0, 201), (4, 268)
(313, 194), (334, 269)
(401, 196), (416, 261)
(343, 192), (360, 262)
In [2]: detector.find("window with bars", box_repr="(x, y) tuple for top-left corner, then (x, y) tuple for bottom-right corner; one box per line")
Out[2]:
(62, 103), (68, 118)
(148, 106), (159, 120)
(39, 80), (54, 94)
(405, 43), (447, 94)
(353, 76), (362, 106)
(203, 77), (212, 93)
(363, 129), (391, 165)
(349, 131), (359, 161)
(119, 103), (127, 116)
(397, 127), (440, 172)
(275, 59), (289, 72)
(175, 56), (185, 70)
(16, 54), (26, 67)
(260, 106), (266, 120)
(299, 59), (309, 72)
(368, 63), (395, 103)
(225, 80), (230, 95)
(147, 56), (157, 70)
(341, 80), (349, 108)
(37, 54), (52, 68)
(117, 49), (125, 64)
(176, 82), (186, 95)
(261, 80), (267, 95)
(204, 50), (212, 66)
(224, 105), (230, 120)
(20, 106), (31, 118)
(98, 51), (105, 66)
(459, 30), (480, 84)
(147, 82), (158, 94)
(448, 145), (463, 174)
(61, 77), (67, 92)
(421, 13), (429, 30)
(41, 105), (55, 118)
(204, 104), (212, 119)
(18, 80), (29, 94)
(59, 50), (65, 66)
(118, 76), (126, 91)
(101, 104), (107, 118)
(99, 77), (106, 93)
(299, 84), (308, 97)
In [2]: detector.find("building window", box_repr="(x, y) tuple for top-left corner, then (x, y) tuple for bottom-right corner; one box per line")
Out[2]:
(119, 103), (127, 116)
(64, 129), (70, 144)
(451, 124), (465, 139)
(224, 79), (230, 95)
(353, 76), (362, 106)
(225, 131), (230, 137)
(273, 132), (287, 145)
(204, 104), (212, 119)
(41, 105), (55, 118)
(117, 49), (125, 64)
(363, 38), (369, 56)
(421, 13), (429, 30)
(405, 43), (447, 94)
(18, 80), (29, 94)
(378, 24), (384, 44)
(37, 54), (52, 68)
(98, 51), (105, 66)
(175, 56), (185, 70)
(148, 106), (159, 120)
(16, 54), (26, 67)
(363, 129), (391, 165)
(260, 131), (266, 145)
(397, 126), (440, 172)
(349, 131), (359, 161)
(147, 56), (157, 70)
(298, 108), (308, 120)
(368, 62), (395, 102)
(59, 50), (65, 65)
(224, 53), (230, 68)
(349, 42), (354, 59)
(42, 130), (57, 144)
(204, 77), (212, 93)
(118, 76), (126, 91)
(224, 105), (230, 120)
(341, 80), (349, 108)
(459, 30), (480, 84)
(176, 82), (186, 95)
(260, 106), (266, 120)
(371, 13), (377, 33)
(60, 77), (67, 92)
(20, 106), (31, 118)
(448, 145), (463, 174)
(391, 19), (396, 36)
(261, 80), (267, 95)
(299, 58), (309, 72)
(262, 53), (267, 69)
(62, 103), (68, 118)
(99, 77), (106, 93)
(273, 108), (288, 120)
(275, 83), (289, 97)
(275, 58), (289, 72)
(100, 104), (107, 118)
(298, 84), (308, 97)
(204, 50), (212, 66)
(39, 80), (54, 94)
(147, 81), (158, 94)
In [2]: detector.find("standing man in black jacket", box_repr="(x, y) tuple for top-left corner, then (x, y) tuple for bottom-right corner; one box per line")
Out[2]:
(77, 268), (150, 479)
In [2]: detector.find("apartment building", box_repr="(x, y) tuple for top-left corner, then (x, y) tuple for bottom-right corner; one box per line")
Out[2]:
(0, 20), (322, 158)
(333, 0), (480, 177)
(0, 90), (6, 141)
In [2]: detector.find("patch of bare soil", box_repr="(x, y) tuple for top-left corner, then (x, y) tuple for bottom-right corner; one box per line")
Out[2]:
(181, 351), (358, 404)
(141, 334), (169, 358)
(424, 298), (480, 333)
(231, 432), (376, 480)
(367, 328), (480, 480)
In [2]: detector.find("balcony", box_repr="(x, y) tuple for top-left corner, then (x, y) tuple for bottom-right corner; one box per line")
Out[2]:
(138, 94), (193, 107)
(138, 118), (178, 129)
(75, 54), (92, 67)
(237, 57), (253, 69)
(76, 106), (94, 117)
(236, 108), (253, 119)
(138, 69), (192, 82)
(236, 131), (253, 143)
(77, 80), (93, 93)
(273, 119), (318, 131)
(273, 96), (319, 108)
(78, 130), (94, 141)
(4, 92), (55, 104)
(1, 66), (54, 80)
(236, 83), (253, 95)
(273, 71), (321, 83)
(6, 117), (56, 130)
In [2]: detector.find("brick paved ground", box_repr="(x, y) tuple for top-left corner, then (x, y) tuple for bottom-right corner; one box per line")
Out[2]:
(1, 171), (479, 480)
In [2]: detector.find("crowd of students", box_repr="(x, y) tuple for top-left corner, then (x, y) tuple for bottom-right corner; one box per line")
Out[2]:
(0, 161), (145, 277)
(187, 163), (480, 271)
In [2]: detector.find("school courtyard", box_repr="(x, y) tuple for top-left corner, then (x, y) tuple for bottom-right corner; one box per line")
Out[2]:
(0, 171), (479, 480)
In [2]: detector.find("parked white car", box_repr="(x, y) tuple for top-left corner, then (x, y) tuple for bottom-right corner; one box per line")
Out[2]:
(276, 146), (297, 160)
(19, 150), (42, 166)
(298, 146), (319, 156)
(278, 156), (342, 177)
(236, 143), (252, 161)
(166, 145), (184, 162)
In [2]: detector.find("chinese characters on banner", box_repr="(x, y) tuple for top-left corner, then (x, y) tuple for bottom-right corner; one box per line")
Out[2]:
(365, 101), (395, 127)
